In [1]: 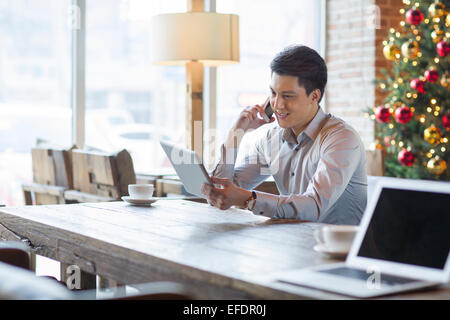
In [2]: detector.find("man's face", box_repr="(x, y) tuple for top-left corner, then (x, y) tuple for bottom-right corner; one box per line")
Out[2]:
(270, 72), (320, 136)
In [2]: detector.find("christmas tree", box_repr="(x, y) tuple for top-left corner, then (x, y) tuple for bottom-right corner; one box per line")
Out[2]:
(368, 0), (449, 180)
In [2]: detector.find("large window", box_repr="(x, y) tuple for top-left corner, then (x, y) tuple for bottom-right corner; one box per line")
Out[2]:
(0, 0), (72, 206)
(215, 0), (323, 159)
(85, 0), (187, 173)
(0, 0), (323, 205)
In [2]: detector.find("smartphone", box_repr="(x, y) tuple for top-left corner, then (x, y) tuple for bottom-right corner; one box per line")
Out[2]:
(262, 98), (273, 122)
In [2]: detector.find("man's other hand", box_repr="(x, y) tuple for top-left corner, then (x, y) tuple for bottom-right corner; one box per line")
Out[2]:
(201, 177), (252, 210)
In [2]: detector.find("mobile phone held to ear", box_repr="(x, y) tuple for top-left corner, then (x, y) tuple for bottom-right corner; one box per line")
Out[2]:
(262, 98), (273, 122)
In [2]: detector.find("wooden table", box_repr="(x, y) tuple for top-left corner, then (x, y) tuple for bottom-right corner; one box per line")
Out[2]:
(0, 200), (449, 299)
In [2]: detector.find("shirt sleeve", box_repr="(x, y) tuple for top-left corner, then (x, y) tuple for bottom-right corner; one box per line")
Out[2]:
(251, 128), (362, 221)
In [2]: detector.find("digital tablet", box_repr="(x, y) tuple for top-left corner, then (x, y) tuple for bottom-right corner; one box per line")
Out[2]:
(160, 140), (213, 198)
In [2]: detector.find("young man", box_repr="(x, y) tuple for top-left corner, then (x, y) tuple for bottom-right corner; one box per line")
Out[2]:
(201, 45), (367, 225)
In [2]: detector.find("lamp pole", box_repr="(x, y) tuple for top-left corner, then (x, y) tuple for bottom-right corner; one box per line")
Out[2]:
(186, 0), (204, 162)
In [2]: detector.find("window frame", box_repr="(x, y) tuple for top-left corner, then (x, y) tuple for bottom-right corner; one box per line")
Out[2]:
(71, 0), (86, 149)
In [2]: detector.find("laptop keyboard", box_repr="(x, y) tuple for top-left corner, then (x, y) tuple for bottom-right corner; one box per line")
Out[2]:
(318, 267), (420, 286)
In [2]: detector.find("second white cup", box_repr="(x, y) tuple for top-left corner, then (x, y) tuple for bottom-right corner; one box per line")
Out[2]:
(314, 225), (359, 252)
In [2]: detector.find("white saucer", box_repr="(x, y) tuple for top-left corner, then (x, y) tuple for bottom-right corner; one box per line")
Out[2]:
(313, 244), (349, 260)
(121, 196), (157, 206)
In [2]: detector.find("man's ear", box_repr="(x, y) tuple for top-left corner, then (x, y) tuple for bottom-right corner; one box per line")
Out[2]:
(310, 89), (321, 104)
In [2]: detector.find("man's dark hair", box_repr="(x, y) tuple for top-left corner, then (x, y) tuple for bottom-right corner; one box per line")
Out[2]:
(270, 45), (327, 103)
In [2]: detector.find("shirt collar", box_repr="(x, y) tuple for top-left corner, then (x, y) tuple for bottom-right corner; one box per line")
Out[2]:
(282, 107), (328, 145)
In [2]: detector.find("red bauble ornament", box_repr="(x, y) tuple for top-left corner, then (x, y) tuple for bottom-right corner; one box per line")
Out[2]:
(384, 136), (392, 146)
(406, 8), (424, 25)
(395, 106), (413, 124)
(398, 149), (416, 167)
(375, 106), (391, 123)
(443, 114), (450, 130)
(410, 78), (425, 94)
(437, 40), (449, 57)
(424, 69), (439, 83)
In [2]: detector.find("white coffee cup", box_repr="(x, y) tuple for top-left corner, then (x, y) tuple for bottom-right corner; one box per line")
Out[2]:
(314, 225), (359, 252)
(128, 184), (155, 199)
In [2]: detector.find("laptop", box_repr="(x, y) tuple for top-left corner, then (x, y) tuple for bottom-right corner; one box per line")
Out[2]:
(160, 140), (213, 198)
(277, 178), (450, 298)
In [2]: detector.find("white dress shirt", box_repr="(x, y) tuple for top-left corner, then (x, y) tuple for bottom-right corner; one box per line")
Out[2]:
(212, 107), (367, 225)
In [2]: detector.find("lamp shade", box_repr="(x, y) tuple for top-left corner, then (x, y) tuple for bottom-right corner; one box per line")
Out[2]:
(150, 12), (239, 66)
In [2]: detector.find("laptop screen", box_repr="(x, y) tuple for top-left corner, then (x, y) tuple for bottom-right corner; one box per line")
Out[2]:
(357, 187), (450, 270)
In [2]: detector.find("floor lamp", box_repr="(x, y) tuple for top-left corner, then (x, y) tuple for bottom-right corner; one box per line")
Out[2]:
(150, 6), (239, 163)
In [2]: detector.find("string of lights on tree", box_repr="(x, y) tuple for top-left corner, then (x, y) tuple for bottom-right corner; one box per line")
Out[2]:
(367, 0), (449, 180)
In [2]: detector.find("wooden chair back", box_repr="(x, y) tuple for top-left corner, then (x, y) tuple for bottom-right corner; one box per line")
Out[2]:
(154, 177), (206, 203)
(67, 149), (136, 202)
(23, 147), (74, 205)
(31, 148), (73, 188)
(155, 177), (186, 197)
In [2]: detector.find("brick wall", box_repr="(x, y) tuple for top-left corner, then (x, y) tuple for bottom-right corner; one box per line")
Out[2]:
(325, 0), (404, 148)
(375, 0), (405, 106)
